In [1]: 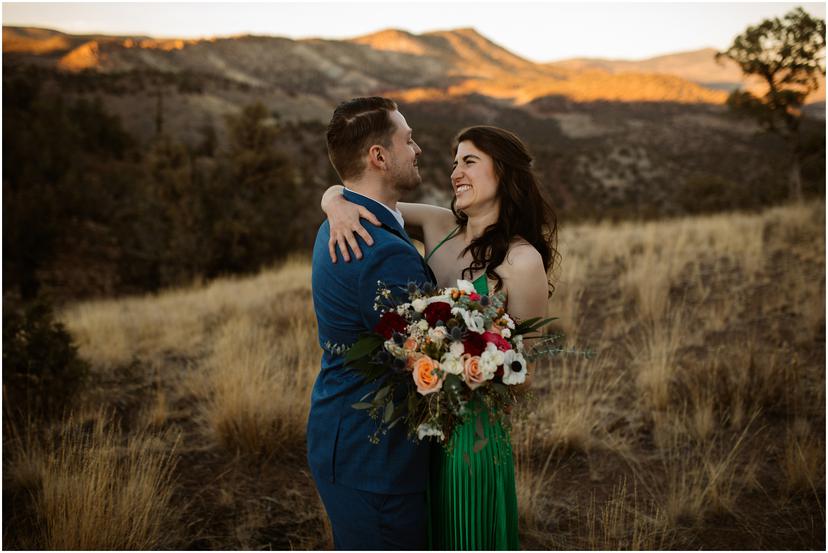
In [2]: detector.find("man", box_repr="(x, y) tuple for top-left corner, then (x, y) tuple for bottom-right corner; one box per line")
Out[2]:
(307, 97), (435, 550)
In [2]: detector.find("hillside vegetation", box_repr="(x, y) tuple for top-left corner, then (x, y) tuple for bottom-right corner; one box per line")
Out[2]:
(3, 201), (824, 549)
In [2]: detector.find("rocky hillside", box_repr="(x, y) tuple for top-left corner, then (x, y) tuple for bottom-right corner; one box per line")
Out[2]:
(3, 25), (824, 219)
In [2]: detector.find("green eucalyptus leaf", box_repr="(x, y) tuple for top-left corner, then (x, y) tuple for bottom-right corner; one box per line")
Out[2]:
(345, 335), (384, 363)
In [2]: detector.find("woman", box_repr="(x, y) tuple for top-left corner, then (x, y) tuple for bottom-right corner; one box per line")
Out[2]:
(321, 125), (559, 550)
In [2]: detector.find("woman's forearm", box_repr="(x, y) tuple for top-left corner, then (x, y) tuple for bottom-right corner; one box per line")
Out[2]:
(321, 185), (345, 213)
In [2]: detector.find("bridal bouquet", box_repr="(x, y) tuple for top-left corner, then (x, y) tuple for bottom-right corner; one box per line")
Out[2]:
(346, 279), (560, 448)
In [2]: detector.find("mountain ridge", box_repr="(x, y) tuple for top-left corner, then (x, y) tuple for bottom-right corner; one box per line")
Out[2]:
(2, 24), (752, 106)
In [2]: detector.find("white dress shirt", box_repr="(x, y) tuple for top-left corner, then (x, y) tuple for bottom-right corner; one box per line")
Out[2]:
(344, 187), (405, 229)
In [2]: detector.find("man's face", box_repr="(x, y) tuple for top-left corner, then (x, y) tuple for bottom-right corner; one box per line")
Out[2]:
(384, 110), (422, 192)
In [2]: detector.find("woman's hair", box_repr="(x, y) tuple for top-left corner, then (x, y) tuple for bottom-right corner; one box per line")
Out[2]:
(451, 126), (560, 295)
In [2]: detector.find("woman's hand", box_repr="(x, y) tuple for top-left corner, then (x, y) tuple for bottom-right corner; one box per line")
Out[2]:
(326, 193), (382, 263)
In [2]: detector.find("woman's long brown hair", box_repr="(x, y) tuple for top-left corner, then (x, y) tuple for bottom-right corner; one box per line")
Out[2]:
(451, 126), (560, 295)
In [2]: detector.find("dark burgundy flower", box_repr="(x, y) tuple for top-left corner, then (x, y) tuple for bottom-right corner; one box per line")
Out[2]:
(423, 301), (452, 327)
(462, 332), (486, 357)
(374, 311), (408, 340)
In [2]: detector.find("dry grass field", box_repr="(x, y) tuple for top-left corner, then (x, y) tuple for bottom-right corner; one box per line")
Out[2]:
(3, 200), (825, 550)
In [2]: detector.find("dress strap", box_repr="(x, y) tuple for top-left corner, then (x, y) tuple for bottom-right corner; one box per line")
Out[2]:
(425, 226), (461, 264)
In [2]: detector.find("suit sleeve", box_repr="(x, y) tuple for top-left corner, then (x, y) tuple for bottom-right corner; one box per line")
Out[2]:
(357, 242), (430, 331)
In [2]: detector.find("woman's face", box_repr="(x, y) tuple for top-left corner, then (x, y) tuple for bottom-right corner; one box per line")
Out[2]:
(451, 140), (500, 216)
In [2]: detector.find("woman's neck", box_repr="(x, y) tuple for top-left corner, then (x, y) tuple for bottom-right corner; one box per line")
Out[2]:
(462, 206), (500, 244)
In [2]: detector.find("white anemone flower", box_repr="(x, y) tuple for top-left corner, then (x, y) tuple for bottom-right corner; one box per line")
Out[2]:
(502, 349), (527, 385)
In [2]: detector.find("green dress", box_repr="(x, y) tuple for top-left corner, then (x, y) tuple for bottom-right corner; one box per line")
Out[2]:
(425, 227), (520, 550)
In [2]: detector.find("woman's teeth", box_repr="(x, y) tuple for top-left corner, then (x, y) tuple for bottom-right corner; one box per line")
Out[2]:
(456, 184), (471, 195)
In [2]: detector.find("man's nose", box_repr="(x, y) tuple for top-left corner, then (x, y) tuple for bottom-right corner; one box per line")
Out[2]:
(414, 142), (422, 155)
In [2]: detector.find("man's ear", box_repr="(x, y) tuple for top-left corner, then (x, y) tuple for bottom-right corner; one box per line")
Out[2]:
(368, 145), (386, 170)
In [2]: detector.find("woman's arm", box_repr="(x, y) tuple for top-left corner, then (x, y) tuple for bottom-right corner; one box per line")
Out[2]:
(321, 186), (456, 263)
(396, 202), (456, 247)
(321, 185), (381, 263)
(500, 244), (549, 390)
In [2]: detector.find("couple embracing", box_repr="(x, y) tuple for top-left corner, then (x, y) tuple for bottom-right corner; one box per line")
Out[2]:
(307, 97), (558, 550)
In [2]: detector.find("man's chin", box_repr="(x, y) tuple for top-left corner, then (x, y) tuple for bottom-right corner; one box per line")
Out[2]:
(396, 176), (422, 193)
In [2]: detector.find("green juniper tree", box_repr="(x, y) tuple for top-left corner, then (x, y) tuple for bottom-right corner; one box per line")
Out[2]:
(717, 6), (826, 201)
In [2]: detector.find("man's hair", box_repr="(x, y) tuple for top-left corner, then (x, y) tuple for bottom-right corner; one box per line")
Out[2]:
(326, 97), (398, 181)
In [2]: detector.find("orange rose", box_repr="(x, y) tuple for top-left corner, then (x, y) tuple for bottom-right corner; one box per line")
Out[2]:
(413, 356), (443, 395)
(404, 337), (418, 351)
(463, 354), (486, 390)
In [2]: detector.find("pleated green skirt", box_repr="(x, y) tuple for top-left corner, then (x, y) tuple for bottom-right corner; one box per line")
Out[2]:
(427, 403), (520, 550)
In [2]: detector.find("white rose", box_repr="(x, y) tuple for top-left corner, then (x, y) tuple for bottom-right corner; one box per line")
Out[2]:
(384, 340), (405, 358)
(452, 307), (485, 334)
(412, 298), (427, 313)
(479, 343), (504, 379)
(426, 294), (455, 307)
(502, 349), (527, 385)
(501, 328), (511, 339)
(440, 351), (465, 375)
(417, 319), (429, 331)
(417, 423), (446, 441)
(456, 280), (476, 294)
(513, 334), (524, 351)
(485, 342), (505, 365)
(450, 341), (465, 357)
(428, 326), (448, 345)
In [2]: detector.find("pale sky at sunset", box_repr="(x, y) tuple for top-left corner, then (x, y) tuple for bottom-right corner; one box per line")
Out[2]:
(3, 1), (826, 62)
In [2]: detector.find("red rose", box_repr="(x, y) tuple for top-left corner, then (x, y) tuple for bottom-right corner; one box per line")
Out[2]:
(374, 311), (408, 339)
(469, 293), (481, 301)
(482, 331), (511, 352)
(462, 332), (486, 357)
(423, 301), (452, 327)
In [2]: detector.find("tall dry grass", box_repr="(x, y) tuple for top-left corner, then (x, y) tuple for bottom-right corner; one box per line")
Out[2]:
(511, 200), (824, 548)
(5, 201), (821, 549)
(5, 410), (179, 550)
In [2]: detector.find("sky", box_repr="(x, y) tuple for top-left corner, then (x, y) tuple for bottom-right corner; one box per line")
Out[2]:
(3, 1), (826, 62)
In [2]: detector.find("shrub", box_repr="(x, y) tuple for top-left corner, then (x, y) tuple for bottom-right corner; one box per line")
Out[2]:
(2, 299), (90, 420)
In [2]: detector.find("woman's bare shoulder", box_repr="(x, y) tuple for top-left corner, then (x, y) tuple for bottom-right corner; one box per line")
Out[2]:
(503, 240), (544, 272)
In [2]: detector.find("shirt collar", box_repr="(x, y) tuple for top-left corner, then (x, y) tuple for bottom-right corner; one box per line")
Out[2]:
(344, 187), (405, 229)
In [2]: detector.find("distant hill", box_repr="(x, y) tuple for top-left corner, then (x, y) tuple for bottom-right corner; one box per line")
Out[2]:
(549, 48), (826, 104)
(4, 25), (732, 111)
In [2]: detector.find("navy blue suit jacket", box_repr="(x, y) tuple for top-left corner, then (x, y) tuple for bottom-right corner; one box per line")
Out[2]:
(307, 189), (435, 494)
